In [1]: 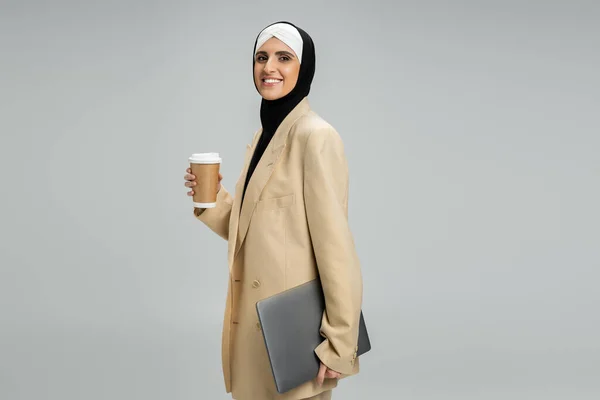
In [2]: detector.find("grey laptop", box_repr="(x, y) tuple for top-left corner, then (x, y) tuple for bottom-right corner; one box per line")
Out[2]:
(255, 279), (371, 393)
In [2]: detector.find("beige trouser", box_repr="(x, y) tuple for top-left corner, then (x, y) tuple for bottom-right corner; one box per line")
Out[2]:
(302, 390), (332, 400)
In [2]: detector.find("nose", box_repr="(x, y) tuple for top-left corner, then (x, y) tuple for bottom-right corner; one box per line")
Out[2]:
(263, 56), (276, 73)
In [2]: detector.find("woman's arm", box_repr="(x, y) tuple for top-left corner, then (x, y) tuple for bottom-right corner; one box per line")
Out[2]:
(193, 185), (233, 240)
(194, 129), (262, 241)
(303, 126), (363, 376)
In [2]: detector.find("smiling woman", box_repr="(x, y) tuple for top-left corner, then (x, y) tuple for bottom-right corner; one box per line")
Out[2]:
(186, 21), (364, 400)
(254, 43), (300, 100)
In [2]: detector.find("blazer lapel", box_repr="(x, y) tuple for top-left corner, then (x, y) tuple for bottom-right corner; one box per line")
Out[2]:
(234, 97), (311, 257)
(227, 136), (258, 272)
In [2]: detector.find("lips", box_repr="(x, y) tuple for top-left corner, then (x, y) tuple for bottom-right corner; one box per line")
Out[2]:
(261, 77), (283, 88)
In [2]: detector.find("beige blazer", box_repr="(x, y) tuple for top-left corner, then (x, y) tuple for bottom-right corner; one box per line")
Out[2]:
(194, 97), (363, 400)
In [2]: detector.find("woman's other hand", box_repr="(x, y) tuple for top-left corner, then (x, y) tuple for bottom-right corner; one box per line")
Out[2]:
(316, 362), (341, 386)
(185, 168), (222, 196)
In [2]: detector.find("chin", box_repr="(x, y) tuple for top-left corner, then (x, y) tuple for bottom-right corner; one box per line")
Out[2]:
(261, 91), (284, 101)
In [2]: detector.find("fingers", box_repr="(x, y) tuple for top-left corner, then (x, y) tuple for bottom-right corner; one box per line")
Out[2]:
(185, 169), (222, 195)
(184, 170), (196, 192)
(316, 362), (327, 386)
(325, 369), (341, 379)
(316, 362), (341, 386)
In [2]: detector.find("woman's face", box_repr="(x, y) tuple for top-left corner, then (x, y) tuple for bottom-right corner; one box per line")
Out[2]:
(254, 37), (301, 100)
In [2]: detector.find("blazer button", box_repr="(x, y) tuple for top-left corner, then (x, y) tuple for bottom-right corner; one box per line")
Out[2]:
(255, 322), (261, 331)
(252, 280), (261, 288)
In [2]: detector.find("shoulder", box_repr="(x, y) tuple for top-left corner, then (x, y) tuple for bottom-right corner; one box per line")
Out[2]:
(289, 112), (347, 166)
(292, 110), (343, 151)
(295, 110), (332, 133)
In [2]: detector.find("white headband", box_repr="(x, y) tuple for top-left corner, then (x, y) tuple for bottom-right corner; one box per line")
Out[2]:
(254, 23), (303, 64)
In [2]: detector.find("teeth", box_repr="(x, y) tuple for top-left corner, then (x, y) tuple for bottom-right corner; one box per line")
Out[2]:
(264, 79), (282, 83)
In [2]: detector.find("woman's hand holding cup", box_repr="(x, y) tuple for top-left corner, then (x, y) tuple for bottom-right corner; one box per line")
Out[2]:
(185, 168), (222, 197)
(187, 152), (222, 208)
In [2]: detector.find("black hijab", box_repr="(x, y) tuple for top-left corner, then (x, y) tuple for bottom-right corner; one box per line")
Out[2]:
(242, 21), (316, 202)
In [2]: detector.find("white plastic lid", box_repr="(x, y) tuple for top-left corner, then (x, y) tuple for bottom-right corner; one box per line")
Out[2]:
(189, 152), (221, 164)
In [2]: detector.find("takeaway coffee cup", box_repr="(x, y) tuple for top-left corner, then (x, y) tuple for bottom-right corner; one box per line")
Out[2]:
(188, 152), (222, 208)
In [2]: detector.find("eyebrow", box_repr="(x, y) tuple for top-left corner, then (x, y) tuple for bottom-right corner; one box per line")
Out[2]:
(256, 50), (296, 58)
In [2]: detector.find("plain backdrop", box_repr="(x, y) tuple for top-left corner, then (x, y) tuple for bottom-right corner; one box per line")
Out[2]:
(1, 1), (599, 399)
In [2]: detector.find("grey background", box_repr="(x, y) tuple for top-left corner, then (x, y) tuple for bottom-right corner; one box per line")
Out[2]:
(1, 0), (598, 399)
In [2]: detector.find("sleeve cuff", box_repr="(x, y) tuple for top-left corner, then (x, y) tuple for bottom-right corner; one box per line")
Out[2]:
(314, 339), (359, 376)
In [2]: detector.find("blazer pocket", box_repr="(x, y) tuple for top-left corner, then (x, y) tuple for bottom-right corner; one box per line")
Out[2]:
(255, 193), (295, 212)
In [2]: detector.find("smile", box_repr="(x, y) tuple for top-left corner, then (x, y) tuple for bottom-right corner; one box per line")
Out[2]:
(262, 78), (283, 86)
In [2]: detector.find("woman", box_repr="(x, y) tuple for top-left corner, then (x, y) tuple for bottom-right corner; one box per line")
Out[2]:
(184, 21), (363, 400)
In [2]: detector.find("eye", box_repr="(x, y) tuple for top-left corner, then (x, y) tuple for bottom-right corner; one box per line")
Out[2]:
(256, 55), (267, 62)
(279, 56), (290, 62)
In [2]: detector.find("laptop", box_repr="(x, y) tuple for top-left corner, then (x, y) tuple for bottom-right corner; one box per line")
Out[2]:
(255, 279), (371, 393)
